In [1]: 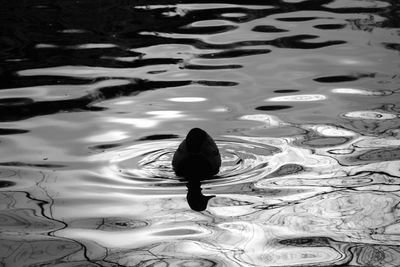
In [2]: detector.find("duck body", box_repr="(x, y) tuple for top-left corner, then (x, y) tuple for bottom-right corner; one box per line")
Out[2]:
(172, 128), (221, 179)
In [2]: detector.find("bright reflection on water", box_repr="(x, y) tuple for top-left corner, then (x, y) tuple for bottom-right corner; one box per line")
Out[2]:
(1, 0), (400, 266)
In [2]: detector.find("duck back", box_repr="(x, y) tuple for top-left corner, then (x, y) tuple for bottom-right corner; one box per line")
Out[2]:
(172, 128), (221, 179)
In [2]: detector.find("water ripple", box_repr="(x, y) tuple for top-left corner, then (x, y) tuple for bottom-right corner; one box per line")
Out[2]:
(97, 137), (281, 189)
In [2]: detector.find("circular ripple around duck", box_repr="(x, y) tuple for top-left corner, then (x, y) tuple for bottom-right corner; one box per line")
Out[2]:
(108, 139), (279, 188)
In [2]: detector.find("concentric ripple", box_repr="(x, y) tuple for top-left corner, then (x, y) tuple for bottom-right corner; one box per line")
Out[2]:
(102, 138), (280, 189)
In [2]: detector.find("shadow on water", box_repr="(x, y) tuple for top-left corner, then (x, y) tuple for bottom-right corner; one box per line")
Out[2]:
(1, 0), (400, 266)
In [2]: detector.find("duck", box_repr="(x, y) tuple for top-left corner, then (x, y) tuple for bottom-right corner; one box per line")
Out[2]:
(172, 128), (221, 211)
(172, 128), (221, 179)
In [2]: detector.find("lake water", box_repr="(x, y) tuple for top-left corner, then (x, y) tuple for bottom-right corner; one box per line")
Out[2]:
(1, 0), (400, 266)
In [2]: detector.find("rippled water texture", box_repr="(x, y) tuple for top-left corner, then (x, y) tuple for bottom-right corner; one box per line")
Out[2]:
(1, 0), (400, 266)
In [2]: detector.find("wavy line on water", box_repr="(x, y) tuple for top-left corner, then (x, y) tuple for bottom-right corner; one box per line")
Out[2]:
(91, 138), (281, 190)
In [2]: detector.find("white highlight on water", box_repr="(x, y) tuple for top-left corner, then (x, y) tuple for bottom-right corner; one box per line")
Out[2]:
(267, 94), (327, 102)
(168, 97), (207, 102)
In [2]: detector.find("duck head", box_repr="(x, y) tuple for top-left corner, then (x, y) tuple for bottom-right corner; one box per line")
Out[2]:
(186, 127), (207, 153)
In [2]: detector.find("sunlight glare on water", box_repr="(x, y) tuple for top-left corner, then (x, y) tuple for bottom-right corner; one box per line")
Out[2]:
(0, 0), (400, 266)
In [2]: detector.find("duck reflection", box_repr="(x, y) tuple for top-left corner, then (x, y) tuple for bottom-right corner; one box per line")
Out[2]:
(186, 180), (215, 212)
(172, 128), (221, 211)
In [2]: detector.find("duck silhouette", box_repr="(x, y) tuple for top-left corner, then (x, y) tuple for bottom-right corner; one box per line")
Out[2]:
(172, 128), (221, 179)
(172, 128), (221, 211)
(185, 180), (215, 211)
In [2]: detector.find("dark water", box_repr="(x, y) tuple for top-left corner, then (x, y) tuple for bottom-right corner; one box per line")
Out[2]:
(1, 0), (400, 266)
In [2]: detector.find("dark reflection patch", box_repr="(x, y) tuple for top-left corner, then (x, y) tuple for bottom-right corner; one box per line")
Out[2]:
(269, 34), (346, 49)
(279, 236), (331, 246)
(137, 134), (179, 141)
(0, 162), (65, 168)
(184, 64), (242, 70)
(89, 143), (121, 150)
(178, 25), (237, 35)
(256, 105), (292, 111)
(314, 24), (347, 30)
(277, 16), (319, 22)
(0, 73), (99, 89)
(252, 25), (288, 32)
(85, 106), (106, 111)
(0, 128), (29, 135)
(273, 89), (300, 93)
(199, 49), (271, 59)
(147, 70), (167, 74)
(314, 75), (359, 83)
(0, 180), (16, 188)
(197, 80), (238, 86)
(383, 42), (400, 52)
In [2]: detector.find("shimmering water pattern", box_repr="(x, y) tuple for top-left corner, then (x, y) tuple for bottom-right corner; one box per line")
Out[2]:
(1, 0), (400, 266)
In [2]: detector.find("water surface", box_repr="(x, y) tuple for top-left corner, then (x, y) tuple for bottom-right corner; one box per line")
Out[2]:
(1, 0), (400, 266)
